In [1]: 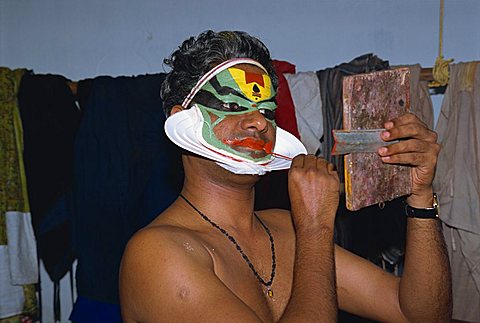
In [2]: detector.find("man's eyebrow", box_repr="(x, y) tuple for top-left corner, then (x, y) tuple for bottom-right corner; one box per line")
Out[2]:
(210, 76), (248, 100)
(194, 90), (248, 112)
(194, 90), (225, 109)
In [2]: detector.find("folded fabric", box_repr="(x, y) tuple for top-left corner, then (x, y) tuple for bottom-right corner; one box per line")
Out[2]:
(6, 211), (38, 284)
(0, 246), (25, 318)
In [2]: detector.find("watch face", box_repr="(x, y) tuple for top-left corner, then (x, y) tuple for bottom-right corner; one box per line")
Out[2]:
(433, 193), (439, 216)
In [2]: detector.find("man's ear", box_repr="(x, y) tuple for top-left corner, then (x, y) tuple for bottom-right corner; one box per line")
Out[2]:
(170, 105), (184, 116)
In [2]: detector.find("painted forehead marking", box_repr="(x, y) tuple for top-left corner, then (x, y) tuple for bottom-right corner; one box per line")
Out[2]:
(224, 67), (273, 102)
(181, 58), (269, 108)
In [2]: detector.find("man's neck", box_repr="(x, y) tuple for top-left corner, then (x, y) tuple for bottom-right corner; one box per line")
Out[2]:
(181, 154), (260, 232)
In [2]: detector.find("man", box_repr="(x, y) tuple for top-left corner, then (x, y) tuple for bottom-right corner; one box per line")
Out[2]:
(119, 30), (451, 322)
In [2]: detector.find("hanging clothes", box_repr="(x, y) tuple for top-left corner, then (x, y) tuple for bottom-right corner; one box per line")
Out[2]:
(68, 73), (183, 322)
(255, 60), (300, 211)
(0, 67), (38, 322)
(17, 73), (82, 283)
(409, 65), (435, 129)
(272, 60), (300, 139)
(394, 64), (435, 129)
(284, 71), (323, 155)
(433, 61), (480, 322)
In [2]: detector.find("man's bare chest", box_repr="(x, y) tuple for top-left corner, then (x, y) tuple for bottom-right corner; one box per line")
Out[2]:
(200, 230), (295, 321)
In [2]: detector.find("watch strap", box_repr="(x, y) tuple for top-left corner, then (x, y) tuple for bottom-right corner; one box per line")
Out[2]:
(404, 193), (439, 219)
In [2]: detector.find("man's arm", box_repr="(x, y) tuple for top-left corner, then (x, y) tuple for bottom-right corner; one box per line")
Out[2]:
(335, 218), (451, 322)
(336, 113), (451, 322)
(400, 204), (452, 322)
(281, 155), (340, 321)
(379, 113), (452, 321)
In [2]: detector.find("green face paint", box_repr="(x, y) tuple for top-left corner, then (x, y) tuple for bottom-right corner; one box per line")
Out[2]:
(192, 66), (277, 162)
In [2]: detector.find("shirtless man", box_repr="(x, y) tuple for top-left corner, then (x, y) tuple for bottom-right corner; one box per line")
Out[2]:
(119, 30), (451, 322)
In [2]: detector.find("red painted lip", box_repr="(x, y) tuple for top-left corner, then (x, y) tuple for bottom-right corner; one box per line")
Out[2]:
(223, 138), (274, 154)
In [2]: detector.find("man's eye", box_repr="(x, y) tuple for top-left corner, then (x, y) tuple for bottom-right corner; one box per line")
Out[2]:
(222, 102), (245, 112)
(260, 109), (275, 120)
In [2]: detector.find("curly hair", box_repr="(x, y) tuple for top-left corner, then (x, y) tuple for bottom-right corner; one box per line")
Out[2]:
(160, 30), (278, 116)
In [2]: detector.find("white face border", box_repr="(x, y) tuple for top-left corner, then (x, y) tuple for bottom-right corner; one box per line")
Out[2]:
(164, 105), (307, 175)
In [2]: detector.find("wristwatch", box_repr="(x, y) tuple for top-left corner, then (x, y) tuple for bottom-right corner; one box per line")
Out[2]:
(404, 193), (439, 219)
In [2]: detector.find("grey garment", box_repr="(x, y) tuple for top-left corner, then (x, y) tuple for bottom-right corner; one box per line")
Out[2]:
(434, 62), (480, 322)
(284, 72), (323, 155)
(404, 64), (435, 129)
(443, 223), (480, 322)
(434, 62), (480, 235)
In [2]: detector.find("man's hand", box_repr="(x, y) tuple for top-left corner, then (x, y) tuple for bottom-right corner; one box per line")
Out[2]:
(377, 113), (441, 206)
(283, 154), (340, 321)
(288, 154), (340, 229)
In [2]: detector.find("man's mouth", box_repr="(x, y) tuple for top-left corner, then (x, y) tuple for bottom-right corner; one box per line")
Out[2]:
(223, 137), (274, 154)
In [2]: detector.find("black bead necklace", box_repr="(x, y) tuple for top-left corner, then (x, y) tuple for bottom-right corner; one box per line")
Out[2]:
(179, 194), (276, 297)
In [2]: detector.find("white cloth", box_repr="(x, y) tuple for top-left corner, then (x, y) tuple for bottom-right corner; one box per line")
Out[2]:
(0, 246), (25, 318)
(0, 211), (38, 318)
(6, 211), (39, 284)
(284, 72), (323, 155)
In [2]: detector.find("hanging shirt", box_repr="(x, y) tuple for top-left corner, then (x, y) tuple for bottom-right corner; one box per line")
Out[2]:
(69, 74), (183, 312)
(284, 71), (323, 155)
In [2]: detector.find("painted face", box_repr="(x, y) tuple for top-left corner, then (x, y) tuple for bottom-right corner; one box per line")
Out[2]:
(192, 64), (277, 162)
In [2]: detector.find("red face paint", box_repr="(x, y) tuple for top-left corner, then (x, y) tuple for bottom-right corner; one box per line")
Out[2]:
(223, 137), (273, 153)
(263, 141), (274, 154)
(245, 72), (265, 87)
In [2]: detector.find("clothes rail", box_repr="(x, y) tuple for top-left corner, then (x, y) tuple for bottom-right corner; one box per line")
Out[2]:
(420, 67), (436, 82)
(66, 66), (439, 97)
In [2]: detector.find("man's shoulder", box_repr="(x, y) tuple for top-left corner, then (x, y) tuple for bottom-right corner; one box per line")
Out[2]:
(130, 223), (193, 245)
(124, 221), (214, 269)
(119, 217), (222, 321)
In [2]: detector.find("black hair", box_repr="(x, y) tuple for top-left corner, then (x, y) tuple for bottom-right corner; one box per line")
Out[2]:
(160, 30), (278, 116)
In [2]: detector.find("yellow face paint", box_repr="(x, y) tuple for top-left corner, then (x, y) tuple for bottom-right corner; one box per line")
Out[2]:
(227, 67), (273, 102)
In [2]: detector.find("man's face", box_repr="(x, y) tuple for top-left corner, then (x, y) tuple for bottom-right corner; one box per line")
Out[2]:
(192, 64), (277, 162)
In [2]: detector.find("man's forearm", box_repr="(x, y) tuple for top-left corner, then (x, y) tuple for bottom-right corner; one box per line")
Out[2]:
(399, 216), (452, 322)
(284, 154), (340, 322)
(280, 226), (338, 322)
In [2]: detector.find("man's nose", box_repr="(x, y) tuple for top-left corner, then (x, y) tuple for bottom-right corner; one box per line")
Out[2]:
(240, 110), (268, 133)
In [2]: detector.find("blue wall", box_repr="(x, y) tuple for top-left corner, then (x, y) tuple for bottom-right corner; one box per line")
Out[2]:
(1, 0), (478, 80)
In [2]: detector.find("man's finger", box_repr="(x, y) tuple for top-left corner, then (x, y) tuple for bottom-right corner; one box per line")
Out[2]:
(303, 154), (319, 168)
(385, 113), (427, 129)
(380, 151), (437, 167)
(290, 154), (306, 168)
(382, 124), (437, 143)
(378, 139), (440, 156)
